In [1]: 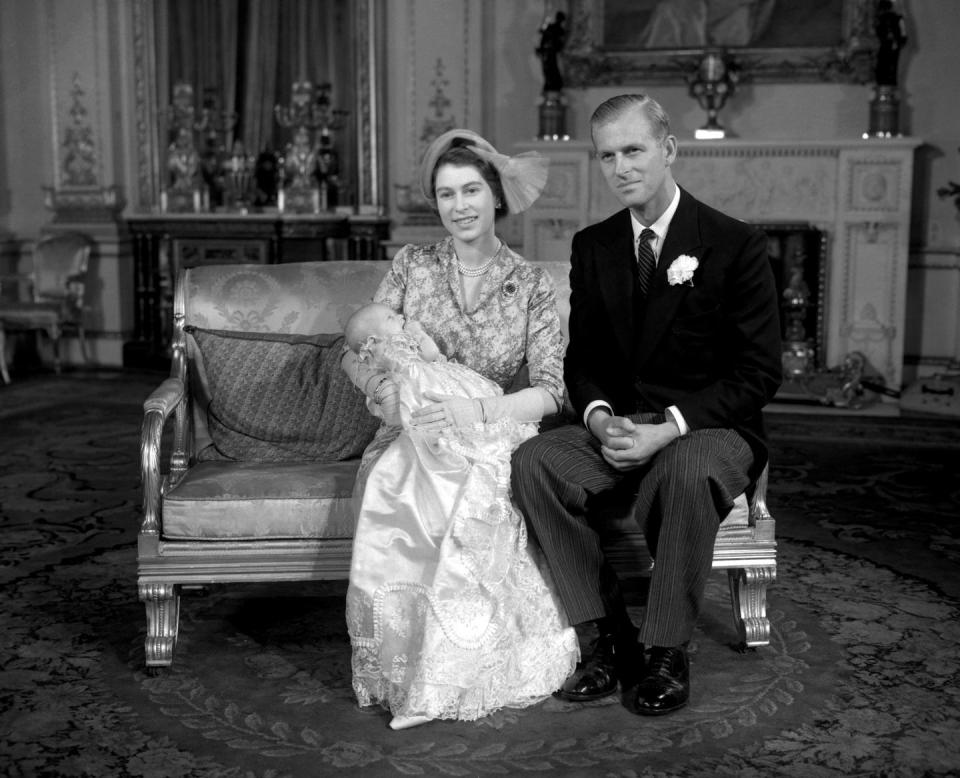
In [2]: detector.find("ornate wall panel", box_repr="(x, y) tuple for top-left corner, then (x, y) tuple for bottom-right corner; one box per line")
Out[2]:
(32, 0), (135, 368)
(387, 0), (485, 238)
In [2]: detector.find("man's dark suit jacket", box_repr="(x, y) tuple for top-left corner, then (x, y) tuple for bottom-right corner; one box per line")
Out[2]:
(564, 187), (782, 480)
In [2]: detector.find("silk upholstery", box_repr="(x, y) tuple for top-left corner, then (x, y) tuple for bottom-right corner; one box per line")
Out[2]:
(162, 460), (360, 540)
(184, 262), (391, 336)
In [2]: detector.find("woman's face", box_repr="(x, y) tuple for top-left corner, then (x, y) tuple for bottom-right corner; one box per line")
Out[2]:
(434, 163), (497, 244)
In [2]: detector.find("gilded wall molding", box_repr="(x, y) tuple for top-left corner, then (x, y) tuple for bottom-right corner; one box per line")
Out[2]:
(45, 0), (61, 188)
(132, 0), (160, 210)
(354, 0), (385, 212)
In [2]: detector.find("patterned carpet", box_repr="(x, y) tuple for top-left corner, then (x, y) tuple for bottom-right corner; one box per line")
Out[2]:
(2, 370), (959, 777)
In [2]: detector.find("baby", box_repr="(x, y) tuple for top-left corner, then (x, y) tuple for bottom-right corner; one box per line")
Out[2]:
(344, 302), (521, 434)
(344, 302), (441, 364)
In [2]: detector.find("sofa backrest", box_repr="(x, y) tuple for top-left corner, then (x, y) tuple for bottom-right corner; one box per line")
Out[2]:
(181, 260), (572, 340)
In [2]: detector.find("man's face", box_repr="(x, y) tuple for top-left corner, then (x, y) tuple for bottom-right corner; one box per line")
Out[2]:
(593, 105), (676, 219)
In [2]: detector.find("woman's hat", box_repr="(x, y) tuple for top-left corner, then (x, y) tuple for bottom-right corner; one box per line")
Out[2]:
(418, 128), (549, 214)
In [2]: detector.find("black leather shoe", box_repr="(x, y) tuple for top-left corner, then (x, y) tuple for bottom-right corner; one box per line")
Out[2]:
(556, 627), (643, 702)
(555, 633), (618, 701)
(630, 646), (690, 716)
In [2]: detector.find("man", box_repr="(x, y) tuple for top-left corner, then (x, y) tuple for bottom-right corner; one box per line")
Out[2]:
(511, 93), (782, 716)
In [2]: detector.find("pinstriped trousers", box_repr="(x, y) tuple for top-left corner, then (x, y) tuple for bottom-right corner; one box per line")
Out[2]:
(511, 417), (754, 648)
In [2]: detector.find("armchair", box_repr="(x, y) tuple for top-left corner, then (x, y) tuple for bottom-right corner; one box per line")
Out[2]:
(0, 232), (93, 381)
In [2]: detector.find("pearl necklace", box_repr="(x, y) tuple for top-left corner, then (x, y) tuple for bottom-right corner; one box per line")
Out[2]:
(455, 242), (502, 277)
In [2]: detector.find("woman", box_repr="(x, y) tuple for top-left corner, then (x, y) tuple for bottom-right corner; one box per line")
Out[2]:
(341, 129), (578, 729)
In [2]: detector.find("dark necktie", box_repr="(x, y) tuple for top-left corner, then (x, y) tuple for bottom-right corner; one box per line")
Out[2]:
(636, 228), (657, 300)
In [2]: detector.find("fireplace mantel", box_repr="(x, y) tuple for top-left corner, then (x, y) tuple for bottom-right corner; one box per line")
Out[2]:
(518, 137), (922, 406)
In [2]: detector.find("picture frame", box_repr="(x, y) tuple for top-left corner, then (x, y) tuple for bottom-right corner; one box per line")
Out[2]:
(562, 0), (879, 86)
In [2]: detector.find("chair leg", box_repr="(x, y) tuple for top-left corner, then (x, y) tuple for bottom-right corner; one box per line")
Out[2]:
(77, 325), (91, 365)
(0, 326), (10, 384)
(49, 326), (62, 375)
(139, 582), (181, 668)
(727, 566), (776, 648)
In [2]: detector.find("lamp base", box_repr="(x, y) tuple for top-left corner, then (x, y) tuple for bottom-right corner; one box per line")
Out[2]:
(538, 91), (570, 141)
(863, 84), (901, 138)
(695, 127), (727, 140)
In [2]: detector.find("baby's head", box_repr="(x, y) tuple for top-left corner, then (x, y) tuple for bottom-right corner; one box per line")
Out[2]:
(344, 302), (405, 354)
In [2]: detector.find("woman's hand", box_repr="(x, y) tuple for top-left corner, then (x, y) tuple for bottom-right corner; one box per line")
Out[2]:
(411, 391), (481, 431)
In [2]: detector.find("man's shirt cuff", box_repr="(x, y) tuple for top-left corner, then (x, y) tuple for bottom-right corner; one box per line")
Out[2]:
(666, 405), (689, 435)
(583, 400), (612, 428)
(583, 400), (688, 435)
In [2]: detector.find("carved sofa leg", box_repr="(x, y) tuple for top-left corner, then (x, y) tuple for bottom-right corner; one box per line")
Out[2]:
(139, 582), (181, 669)
(727, 566), (776, 648)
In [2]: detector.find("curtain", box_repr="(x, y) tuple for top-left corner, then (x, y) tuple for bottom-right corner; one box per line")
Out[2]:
(163, 0), (352, 157)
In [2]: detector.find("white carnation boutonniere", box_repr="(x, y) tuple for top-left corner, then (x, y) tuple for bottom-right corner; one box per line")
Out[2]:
(667, 254), (699, 287)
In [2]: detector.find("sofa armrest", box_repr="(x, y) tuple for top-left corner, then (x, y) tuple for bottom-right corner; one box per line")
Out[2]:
(140, 376), (184, 535)
(748, 462), (774, 536)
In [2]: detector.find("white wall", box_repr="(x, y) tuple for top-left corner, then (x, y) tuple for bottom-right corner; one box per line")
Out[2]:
(0, 0), (53, 243)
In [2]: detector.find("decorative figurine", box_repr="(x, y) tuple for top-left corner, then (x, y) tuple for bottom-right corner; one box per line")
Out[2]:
(164, 127), (202, 212)
(316, 129), (340, 210)
(167, 127), (199, 192)
(536, 10), (570, 140)
(253, 151), (280, 208)
(274, 81), (348, 212)
(284, 126), (318, 191)
(874, 0), (907, 87)
(537, 11), (566, 93)
(223, 140), (255, 209)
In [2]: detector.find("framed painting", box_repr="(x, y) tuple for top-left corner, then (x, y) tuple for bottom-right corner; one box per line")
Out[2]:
(563, 0), (879, 86)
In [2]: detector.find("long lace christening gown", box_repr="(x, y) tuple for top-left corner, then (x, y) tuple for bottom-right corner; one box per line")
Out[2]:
(346, 336), (578, 721)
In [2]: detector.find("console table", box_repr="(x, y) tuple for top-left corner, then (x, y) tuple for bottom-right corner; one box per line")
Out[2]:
(123, 212), (391, 368)
(518, 138), (922, 405)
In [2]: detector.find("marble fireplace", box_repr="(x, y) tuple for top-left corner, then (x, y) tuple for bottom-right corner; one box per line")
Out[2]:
(518, 137), (922, 410)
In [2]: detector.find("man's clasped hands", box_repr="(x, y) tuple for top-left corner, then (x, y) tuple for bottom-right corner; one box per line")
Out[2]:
(587, 410), (681, 471)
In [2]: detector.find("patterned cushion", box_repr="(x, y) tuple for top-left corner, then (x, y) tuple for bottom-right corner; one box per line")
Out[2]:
(187, 327), (380, 462)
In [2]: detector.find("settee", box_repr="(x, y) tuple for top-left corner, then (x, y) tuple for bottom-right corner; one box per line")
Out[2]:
(138, 260), (776, 669)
